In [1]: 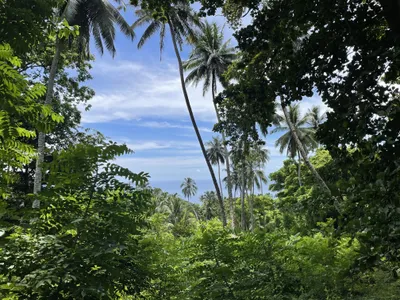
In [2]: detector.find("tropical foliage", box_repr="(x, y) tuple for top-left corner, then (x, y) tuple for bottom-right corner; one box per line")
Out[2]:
(0, 0), (399, 299)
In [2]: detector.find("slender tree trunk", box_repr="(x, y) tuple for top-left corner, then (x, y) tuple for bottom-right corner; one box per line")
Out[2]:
(192, 207), (199, 221)
(297, 150), (302, 186)
(212, 79), (235, 229)
(217, 162), (224, 200)
(249, 182), (255, 232)
(280, 100), (331, 195)
(33, 39), (62, 208)
(168, 20), (226, 226)
(240, 164), (246, 230)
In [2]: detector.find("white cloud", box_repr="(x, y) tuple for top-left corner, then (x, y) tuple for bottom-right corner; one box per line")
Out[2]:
(115, 156), (209, 181)
(124, 141), (171, 151)
(138, 121), (212, 133)
(92, 61), (144, 74)
(81, 60), (218, 123)
(114, 138), (201, 152)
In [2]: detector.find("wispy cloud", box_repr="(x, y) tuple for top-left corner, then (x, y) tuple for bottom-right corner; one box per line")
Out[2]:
(115, 138), (201, 152)
(115, 156), (209, 181)
(139, 121), (212, 133)
(81, 61), (217, 123)
(92, 61), (144, 74)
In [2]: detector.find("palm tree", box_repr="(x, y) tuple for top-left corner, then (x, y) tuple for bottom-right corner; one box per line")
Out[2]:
(254, 169), (268, 194)
(206, 137), (226, 200)
(278, 100), (331, 196)
(181, 177), (198, 202)
(223, 167), (241, 198)
(238, 146), (268, 232)
(306, 105), (327, 130)
(200, 191), (218, 220)
(272, 103), (317, 186)
(250, 144), (269, 194)
(33, 0), (134, 204)
(183, 21), (236, 229)
(230, 141), (248, 230)
(157, 193), (185, 225)
(132, 3), (227, 226)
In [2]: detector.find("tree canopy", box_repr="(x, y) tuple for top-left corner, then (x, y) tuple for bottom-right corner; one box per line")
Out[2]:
(1, 0), (400, 298)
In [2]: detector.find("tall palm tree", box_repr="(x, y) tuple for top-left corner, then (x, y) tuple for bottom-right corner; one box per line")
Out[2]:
(240, 146), (269, 232)
(306, 105), (327, 130)
(183, 21), (236, 229)
(223, 167), (241, 198)
(272, 103), (317, 186)
(230, 141), (248, 230)
(33, 0), (134, 204)
(254, 169), (268, 194)
(206, 136), (226, 200)
(181, 177), (198, 202)
(132, 3), (227, 226)
(250, 144), (269, 194)
(278, 100), (331, 196)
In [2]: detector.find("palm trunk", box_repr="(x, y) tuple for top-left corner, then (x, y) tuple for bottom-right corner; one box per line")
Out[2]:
(280, 100), (331, 195)
(192, 207), (199, 221)
(33, 39), (61, 207)
(168, 20), (227, 226)
(217, 162), (224, 200)
(249, 182), (255, 232)
(212, 79), (235, 230)
(240, 164), (246, 230)
(297, 150), (302, 186)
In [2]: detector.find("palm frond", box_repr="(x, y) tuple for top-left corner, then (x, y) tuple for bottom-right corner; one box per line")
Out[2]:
(138, 21), (161, 49)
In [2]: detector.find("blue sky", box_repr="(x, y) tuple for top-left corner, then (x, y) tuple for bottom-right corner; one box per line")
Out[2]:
(78, 6), (326, 201)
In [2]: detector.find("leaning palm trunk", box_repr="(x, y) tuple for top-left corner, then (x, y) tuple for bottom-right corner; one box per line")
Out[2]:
(280, 100), (331, 195)
(297, 150), (302, 186)
(212, 80), (235, 229)
(33, 39), (62, 207)
(168, 19), (227, 226)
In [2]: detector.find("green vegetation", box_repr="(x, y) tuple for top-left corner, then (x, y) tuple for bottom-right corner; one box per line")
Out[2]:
(1, 0), (399, 299)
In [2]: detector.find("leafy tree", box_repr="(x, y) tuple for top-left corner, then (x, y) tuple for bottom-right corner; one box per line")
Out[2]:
(180, 177), (198, 202)
(0, 0), (56, 55)
(131, 1), (227, 226)
(269, 149), (340, 233)
(1, 137), (152, 299)
(0, 44), (62, 197)
(213, 0), (400, 252)
(33, 0), (134, 199)
(184, 21), (237, 229)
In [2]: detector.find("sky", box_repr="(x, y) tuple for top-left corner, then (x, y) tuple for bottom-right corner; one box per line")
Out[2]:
(78, 5), (327, 201)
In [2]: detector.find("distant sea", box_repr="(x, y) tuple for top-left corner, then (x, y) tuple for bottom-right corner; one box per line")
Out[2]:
(149, 179), (274, 203)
